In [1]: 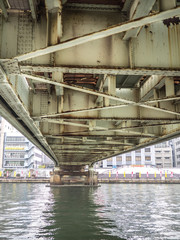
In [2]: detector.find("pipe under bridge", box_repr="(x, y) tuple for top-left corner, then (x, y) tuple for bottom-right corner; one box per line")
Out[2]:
(0, 0), (180, 184)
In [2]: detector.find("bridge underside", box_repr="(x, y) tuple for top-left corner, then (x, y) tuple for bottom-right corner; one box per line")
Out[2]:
(0, 0), (180, 178)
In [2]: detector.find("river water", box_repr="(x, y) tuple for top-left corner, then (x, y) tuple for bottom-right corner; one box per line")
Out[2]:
(0, 183), (180, 240)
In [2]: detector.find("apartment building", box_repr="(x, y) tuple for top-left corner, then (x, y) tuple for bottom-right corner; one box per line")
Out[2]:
(0, 117), (53, 169)
(173, 137), (180, 167)
(154, 142), (172, 168)
(3, 133), (35, 168)
(97, 142), (173, 169)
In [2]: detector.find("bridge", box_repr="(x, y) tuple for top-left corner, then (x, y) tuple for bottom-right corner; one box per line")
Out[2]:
(0, 0), (180, 184)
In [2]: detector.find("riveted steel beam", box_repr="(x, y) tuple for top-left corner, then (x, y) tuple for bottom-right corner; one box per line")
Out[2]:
(1, 3), (180, 169)
(28, 0), (37, 21)
(112, 121), (180, 130)
(33, 104), (127, 118)
(20, 65), (180, 77)
(55, 162), (91, 165)
(33, 101), (180, 119)
(40, 118), (156, 137)
(54, 150), (106, 153)
(123, 0), (156, 40)
(15, 7), (180, 62)
(22, 73), (180, 118)
(22, 73), (134, 104)
(143, 95), (180, 104)
(49, 144), (132, 148)
(45, 135), (135, 144)
(50, 145), (124, 150)
(0, 65), (59, 165)
(0, 0), (8, 21)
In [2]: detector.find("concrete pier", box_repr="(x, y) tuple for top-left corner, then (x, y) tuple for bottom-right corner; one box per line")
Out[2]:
(85, 168), (98, 185)
(50, 166), (98, 185)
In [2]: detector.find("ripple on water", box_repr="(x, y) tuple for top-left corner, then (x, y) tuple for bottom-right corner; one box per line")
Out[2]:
(0, 183), (180, 240)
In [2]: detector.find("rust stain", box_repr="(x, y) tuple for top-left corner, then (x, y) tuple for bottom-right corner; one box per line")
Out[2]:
(177, 25), (180, 67)
(106, 35), (113, 65)
(167, 23), (180, 68)
(66, 0), (125, 7)
(163, 17), (180, 27)
(63, 73), (98, 86)
(168, 27), (173, 69)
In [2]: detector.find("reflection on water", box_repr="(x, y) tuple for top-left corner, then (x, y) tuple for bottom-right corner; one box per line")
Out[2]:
(0, 183), (180, 240)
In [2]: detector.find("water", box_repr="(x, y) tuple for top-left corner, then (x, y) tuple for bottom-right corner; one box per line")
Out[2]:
(0, 184), (180, 240)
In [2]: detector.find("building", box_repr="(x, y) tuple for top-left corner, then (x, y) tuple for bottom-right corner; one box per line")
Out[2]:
(33, 147), (54, 169)
(0, 117), (3, 168)
(3, 132), (35, 168)
(97, 146), (156, 168)
(0, 117), (15, 168)
(0, 117), (54, 169)
(154, 142), (173, 168)
(3, 131), (54, 169)
(97, 142), (173, 169)
(173, 137), (180, 167)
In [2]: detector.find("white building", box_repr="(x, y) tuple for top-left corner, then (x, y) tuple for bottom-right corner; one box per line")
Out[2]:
(97, 142), (173, 169)
(3, 132), (35, 168)
(0, 117), (16, 168)
(154, 142), (173, 168)
(0, 117), (54, 169)
(0, 117), (3, 168)
(173, 137), (180, 167)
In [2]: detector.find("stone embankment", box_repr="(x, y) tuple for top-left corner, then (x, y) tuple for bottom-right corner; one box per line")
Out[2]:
(99, 179), (180, 184)
(0, 178), (49, 183)
(1, 178), (180, 184)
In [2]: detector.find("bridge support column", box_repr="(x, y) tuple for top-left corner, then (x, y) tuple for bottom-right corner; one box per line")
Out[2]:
(50, 167), (62, 185)
(50, 166), (98, 185)
(50, 166), (95, 185)
(85, 167), (98, 185)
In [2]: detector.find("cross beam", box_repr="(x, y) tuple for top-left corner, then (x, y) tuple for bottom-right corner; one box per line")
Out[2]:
(22, 73), (133, 104)
(15, 7), (180, 62)
(22, 73), (180, 117)
(123, 0), (156, 40)
(40, 118), (155, 137)
(20, 65), (180, 77)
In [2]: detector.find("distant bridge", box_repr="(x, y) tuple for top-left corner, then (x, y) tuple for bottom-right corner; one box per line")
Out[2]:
(0, 0), (180, 184)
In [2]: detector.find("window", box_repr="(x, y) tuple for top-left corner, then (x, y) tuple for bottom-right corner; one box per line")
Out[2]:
(145, 156), (151, 161)
(156, 163), (162, 167)
(6, 137), (25, 142)
(135, 156), (141, 161)
(35, 152), (42, 158)
(116, 161), (122, 166)
(145, 148), (151, 152)
(5, 143), (26, 149)
(107, 159), (112, 167)
(4, 152), (25, 159)
(4, 161), (24, 167)
(126, 156), (131, 161)
(155, 150), (161, 153)
(164, 164), (171, 167)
